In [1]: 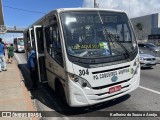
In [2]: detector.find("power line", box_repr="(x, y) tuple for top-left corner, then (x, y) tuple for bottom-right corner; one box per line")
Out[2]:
(3, 5), (46, 14)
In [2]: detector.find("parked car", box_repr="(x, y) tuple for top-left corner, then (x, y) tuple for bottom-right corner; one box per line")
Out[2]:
(138, 43), (160, 52)
(139, 50), (157, 68)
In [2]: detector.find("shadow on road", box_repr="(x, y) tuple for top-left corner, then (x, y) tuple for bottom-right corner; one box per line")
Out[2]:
(33, 84), (131, 117)
(18, 64), (33, 90)
(18, 63), (131, 117)
(141, 67), (154, 70)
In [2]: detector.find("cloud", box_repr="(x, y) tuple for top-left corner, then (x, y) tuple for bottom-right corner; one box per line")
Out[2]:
(82, 0), (160, 18)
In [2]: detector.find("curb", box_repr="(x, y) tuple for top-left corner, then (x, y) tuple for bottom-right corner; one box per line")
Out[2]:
(14, 54), (39, 120)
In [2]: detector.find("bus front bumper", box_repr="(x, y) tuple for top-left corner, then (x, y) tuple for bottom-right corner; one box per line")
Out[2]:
(67, 74), (140, 107)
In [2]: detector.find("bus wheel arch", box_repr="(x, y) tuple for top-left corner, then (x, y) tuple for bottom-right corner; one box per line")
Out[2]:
(54, 78), (67, 103)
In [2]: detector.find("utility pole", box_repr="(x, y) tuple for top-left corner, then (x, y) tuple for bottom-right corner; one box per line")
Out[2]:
(94, 0), (96, 8)
(94, 0), (99, 8)
(0, 0), (4, 25)
(129, 0), (131, 18)
(0, 0), (7, 43)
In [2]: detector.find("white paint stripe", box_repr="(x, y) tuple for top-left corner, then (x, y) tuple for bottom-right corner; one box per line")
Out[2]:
(139, 86), (160, 95)
(62, 116), (69, 120)
(5, 68), (15, 70)
(14, 53), (30, 73)
(14, 53), (22, 64)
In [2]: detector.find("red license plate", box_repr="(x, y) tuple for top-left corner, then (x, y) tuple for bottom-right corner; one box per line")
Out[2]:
(109, 85), (122, 94)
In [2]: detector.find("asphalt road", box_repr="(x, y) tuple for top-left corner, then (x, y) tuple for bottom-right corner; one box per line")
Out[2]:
(14, 52), (160, 120)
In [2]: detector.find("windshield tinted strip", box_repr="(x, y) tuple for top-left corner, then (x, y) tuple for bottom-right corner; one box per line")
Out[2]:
(92, 65), (130, 74)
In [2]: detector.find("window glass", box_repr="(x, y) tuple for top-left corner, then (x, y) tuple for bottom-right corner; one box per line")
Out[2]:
(36, 27), (44, 53)
(61, 11), (137, 58)
(45, 24), (63, 66)
(18, 40), (24, 46)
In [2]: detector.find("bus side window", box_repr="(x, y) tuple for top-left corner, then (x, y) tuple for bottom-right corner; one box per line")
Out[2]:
(45, 25), (63, 66)
(53, 26), (63, 65)
(14, 39), (17, 45)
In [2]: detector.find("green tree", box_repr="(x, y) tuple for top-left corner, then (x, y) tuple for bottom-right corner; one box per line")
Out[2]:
(135, 23), (144, 40)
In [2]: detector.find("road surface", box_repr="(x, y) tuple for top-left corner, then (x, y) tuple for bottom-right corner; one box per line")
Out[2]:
(14, 52), (160, 120)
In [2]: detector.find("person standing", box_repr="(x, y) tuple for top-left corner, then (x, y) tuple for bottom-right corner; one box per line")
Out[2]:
(7, 44), (15, 63)
(0, 38), (7, 72)
(27, 46), (38, 91)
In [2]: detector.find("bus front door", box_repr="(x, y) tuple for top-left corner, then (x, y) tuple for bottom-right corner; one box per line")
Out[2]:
(28, 28), (33, 47)
(32, 25), (47, 83)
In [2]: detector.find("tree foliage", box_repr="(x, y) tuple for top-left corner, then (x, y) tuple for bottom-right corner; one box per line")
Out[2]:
(135, 23), (143, 31)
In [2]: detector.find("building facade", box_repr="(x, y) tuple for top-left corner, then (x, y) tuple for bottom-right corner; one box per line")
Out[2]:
(131, 13), (160, 45)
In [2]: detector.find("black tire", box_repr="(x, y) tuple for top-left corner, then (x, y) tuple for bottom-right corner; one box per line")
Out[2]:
(55, 80), (67, 104)
(16, 49), (18, 53)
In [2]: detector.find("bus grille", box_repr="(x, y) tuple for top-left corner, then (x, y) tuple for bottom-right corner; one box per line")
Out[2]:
(92, 79), (130, 90)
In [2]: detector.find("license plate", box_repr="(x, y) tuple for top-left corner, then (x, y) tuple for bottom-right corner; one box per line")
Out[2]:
(109, 85), (122, 94)
(151, 62), (155, 64)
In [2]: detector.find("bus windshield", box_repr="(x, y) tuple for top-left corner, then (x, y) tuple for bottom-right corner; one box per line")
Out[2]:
(18, 40), (24, 46)
(61, 11), (137, 58)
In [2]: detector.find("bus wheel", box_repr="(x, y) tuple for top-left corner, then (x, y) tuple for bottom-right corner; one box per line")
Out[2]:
(55, 80), (66, 104)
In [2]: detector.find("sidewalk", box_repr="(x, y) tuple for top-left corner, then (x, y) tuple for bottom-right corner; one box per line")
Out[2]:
(0, 57), (38, 120)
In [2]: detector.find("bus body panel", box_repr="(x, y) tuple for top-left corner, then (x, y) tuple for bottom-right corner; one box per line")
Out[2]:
(45, 51), (67, 87)
(71, 63), (130, 87)
(65, 55), (140, 106)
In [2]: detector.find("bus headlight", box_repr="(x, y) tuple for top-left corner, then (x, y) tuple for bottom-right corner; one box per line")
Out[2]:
(74, 78), (79, 82)
(68, 73), (91, 88)
(131, 64), (140, 78)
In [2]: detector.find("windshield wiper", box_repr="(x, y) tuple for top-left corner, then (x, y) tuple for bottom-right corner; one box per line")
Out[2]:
(96, 11), (130, 58)
(103, 27), (130, 58)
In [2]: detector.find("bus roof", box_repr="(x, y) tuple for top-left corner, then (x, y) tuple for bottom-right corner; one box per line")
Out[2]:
(55, 8), (125, 13)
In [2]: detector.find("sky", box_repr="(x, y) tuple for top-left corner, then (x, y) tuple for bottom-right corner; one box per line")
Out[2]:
(83, 0), (160, 18)
(1, 0), (160, 43)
